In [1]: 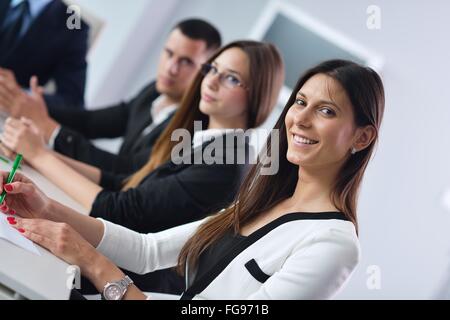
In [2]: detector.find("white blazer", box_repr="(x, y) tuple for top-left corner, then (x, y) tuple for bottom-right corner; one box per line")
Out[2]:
(96, 212), (360, 300)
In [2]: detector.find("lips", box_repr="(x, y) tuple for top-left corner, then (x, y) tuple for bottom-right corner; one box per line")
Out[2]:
(292, 133), (319, 145)
(202, 93), (217, 103)
(159, 76), (175, 86)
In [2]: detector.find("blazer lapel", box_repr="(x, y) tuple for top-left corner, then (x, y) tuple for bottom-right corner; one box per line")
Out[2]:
(121, 86), (160, 153)
(180, 212), (349, 300)
(8, 0), (55, 59)
(0, 0), (11, 29)
(130, 111), (174, 153)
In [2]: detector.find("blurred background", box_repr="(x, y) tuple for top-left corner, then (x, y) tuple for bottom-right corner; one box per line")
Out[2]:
(67, 0), (450, 299)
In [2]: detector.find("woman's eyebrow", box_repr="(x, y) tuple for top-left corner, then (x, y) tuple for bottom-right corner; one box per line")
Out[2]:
(297, 91), (342, 111)
(319, 99), (342, 112)
(212, 61), (243, 77)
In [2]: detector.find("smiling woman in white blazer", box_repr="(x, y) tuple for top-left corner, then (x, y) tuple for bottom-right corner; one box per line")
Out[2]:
(0, 59), (385, 300)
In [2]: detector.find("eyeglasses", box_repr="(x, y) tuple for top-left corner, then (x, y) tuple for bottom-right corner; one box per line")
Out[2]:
(200, 63), (248, 90)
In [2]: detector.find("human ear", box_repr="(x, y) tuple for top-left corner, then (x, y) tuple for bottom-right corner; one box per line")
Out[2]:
(351, 125), (377, 153)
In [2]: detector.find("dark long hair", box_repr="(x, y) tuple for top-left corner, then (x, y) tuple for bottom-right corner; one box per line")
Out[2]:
(177, 59), (385, 274)
(123, 40), (284, 189)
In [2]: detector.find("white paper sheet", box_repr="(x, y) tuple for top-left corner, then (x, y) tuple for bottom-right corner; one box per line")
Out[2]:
(0, 215), (41, 255)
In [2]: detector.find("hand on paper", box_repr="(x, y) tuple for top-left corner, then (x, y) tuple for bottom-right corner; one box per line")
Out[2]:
(10, 217), (100, 275)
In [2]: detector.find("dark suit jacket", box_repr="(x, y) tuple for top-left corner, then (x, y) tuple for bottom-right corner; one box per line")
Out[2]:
(92, 132), (252, 233)
(51, 82), (168, 174)
(0, 0), (89, 109)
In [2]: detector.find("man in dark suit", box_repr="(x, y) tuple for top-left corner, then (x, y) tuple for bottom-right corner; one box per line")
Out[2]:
(1, 19), (222, 174)
(0, 0), (89, 109)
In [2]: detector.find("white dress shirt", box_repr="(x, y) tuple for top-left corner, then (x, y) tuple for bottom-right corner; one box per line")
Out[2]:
(140, 95), (178, 136)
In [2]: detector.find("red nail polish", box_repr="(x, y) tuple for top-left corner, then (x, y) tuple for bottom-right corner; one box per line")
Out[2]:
(0, 205), (6, 211)
(8, 220), (16, 225)
(18, 228), (25, 233)
(6, 216), (15, 221)
(8, 209), (15, 215)
(4, 184), (13, 192)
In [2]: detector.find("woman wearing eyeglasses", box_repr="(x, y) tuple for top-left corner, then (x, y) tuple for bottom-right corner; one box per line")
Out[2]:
(1, 59), (384, 300)
(0, 41), (284, 294)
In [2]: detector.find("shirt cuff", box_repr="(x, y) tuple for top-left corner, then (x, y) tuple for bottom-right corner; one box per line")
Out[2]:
(48, 125), (62, 149)
(95, 218), (121, 261)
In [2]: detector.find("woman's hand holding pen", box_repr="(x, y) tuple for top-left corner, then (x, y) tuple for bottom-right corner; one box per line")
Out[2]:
(0, 170), (100, 275)
(0, 171), (51, 220)
(0, 117), (48, 161)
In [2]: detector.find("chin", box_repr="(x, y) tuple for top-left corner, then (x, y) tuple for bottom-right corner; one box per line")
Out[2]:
(286, 149), (315, 167)
(199, 101), (211, 115)
(286, 150), (302, 165)
(155, 81), (166, 93)
(200, 100), (219, 113)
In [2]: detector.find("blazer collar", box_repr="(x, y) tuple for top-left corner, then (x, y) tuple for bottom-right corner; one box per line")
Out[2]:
(156, 131), (251, 174)
(181, 212), (349, 300)
(0, 0), (12, 28)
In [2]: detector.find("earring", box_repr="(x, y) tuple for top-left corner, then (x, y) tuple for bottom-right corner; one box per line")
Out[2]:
(351, 147), (357, 155)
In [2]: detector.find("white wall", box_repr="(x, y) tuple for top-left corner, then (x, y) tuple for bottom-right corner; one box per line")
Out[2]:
(71, 0), (181, 107)
(79, 0), (450, 299)
(280, 0), (450, 300)
(126, 0), (272, 98)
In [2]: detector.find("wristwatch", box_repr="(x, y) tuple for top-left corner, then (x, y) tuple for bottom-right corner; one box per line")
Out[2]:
(102, 275), (134, 300)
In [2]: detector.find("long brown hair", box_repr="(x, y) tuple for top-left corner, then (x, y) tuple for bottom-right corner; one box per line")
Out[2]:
(177, 60), (385, 274)
(123, 41), (284, 189)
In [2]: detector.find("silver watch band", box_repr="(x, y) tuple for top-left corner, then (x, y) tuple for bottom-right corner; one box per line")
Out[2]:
(119, 276), (133, 291)
(102, 275), (134, 300)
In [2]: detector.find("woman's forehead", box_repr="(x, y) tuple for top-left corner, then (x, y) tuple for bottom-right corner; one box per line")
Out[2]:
(213, 48), (249, 77)
(298, 74), (352, 109)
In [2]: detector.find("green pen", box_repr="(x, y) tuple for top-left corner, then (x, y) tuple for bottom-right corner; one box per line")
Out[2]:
(0, 154), (23, 204)
(0, 155), (21, 169)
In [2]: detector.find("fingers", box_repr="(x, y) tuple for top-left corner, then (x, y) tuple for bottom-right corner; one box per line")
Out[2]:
(20, 117), (34, 127)
(29, 76), (45, 97)
(5, 116), (22, 129)
(5, 116), (34, 132)
(0, 68), (17, 84)
(13, 218), (56, 252)
(30, 76), (38, 93)
(20, 117), (40, 135)
(1, 130), (19, 151)
(0, 201), (15, 215)
(0, 73), (18, 95)
(13, 218), (75, 257)
(0, 171), (28, 193)
(0, 142), (16, 159)
(3, 117), (23, 138)
(3, 181), (35, 195)
(0, 84), (14, 107)
(0, 68), (14, 79)
(4, 117), (42, 140)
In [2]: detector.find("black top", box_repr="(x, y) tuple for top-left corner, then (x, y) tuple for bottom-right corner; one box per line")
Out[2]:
(0, 0), (89, 108)
(181, 211), (349, 300)
(196, 231), (247, 282)
(90, 133), (252, 234)
(51, 82), (169, 174)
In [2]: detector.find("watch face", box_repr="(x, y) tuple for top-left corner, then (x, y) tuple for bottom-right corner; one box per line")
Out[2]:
(105, 284), (122, 300)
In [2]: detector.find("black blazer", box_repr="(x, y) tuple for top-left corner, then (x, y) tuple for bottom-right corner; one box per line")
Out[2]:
(86, 133), (252, 296)
(51, 82), (168, 174)
(91, 133), (252, 233)
(0, 0), (89, 109)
